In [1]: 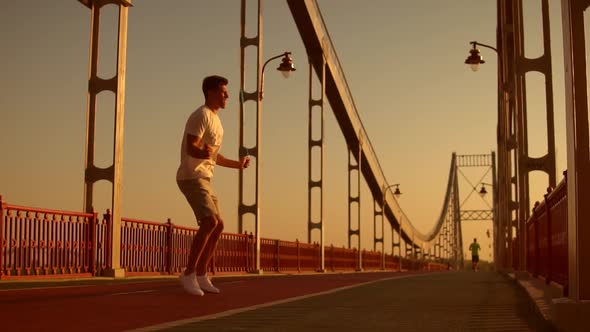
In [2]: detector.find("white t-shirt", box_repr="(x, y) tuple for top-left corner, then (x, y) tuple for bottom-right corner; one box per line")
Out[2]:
(176, 105), (224, 180)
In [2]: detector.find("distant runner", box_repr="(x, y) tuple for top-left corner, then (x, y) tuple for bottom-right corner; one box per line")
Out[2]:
(469, 238), (481, 272)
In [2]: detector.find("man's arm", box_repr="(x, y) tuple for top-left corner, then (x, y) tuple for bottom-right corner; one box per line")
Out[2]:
(185, 134), (212, 159)
(216, 153), (250, 169)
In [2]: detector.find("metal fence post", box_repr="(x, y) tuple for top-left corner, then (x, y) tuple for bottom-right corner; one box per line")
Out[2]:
(243, 231), (250, 272)
(275, 239), (280, 272)
(249, 232), (255, 272)
(329, 244), (333, 272)
(89, 212), (97, 276)
(296, 239), (300, 272)
(544, 189), (553, 284)
(0, 195), (4, 280)
(104, 209), (112, 270)
(316, 242), (320, 271)
(534, 203), (540, 277)
(166, 218), (173, 275)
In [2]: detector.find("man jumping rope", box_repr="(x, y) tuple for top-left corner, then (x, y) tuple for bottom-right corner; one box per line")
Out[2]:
(176, 75), (250, 295)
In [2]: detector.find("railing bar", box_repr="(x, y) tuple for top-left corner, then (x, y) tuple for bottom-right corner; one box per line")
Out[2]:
(6, 205), (93, 218)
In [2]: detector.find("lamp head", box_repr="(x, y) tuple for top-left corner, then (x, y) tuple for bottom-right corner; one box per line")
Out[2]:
(479, 185), (488, 197)
(465, 47), (485, 72)
(277, 52), (296, 78)
(394, 185), (402, 197)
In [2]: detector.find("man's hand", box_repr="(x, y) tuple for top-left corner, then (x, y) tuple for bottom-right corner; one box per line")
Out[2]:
(201, 144), (215, 159)
(240, 156), (251, 169)
(186, 134), (215, 159)
(188, 144), (214, 159)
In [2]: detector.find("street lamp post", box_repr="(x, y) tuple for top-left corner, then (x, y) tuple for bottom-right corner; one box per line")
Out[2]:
(464, 40), (512, 271)
(398, 216), (403, 272)
(478, 182), (493, 197)
(241, 51), (296, 274)
(464, 41), (497, 72)
(467, 29), (558, 274)
(260, 52), (296, 100)
(381, 183), (402, 270)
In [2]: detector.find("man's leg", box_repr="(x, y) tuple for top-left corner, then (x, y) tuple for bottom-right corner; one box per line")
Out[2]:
(196, 217), (224, 275)
(194, 217), (224, 293)
(184, 215), (218, 275)
(177, 178), (218, 296)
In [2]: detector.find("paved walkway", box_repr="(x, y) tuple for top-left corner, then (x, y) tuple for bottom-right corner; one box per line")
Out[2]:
(137, 272), (554, 332)
(0, 271), (555, 332)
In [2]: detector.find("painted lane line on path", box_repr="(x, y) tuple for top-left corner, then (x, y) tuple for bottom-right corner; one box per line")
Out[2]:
(217, 280), (245, 285)
(0, 285), (93, 292)
(109, 290), (157, 296)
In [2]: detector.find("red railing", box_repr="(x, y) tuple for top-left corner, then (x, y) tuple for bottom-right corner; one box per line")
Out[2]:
(525, 174), (568, 288)
(384, 253), (398, 270)
(95, 211), (111, 275)
(0, 197), (446, 280)
(212, 231), (254, 274)
(362, 250), (382, 270)
(279, 240), (300, 272)
(298, 241), (321, 271)
(0, 198), (101, 279)
(402, 257), (415, 271)
(120, 217), (170, 276)
(325, 245), (357, 271)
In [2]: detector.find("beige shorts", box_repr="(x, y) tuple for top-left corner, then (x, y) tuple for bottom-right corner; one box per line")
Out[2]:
(177, 178), (220, 224)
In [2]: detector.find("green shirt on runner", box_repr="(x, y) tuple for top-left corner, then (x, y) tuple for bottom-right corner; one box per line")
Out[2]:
(469, 242), (481, 256)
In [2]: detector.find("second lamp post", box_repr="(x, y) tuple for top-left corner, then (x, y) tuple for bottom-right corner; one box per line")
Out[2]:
(381, 183), (402, 270)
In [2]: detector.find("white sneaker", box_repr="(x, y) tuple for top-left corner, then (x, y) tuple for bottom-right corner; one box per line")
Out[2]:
(197, 274), (220, 294)
(179, 272), (204, 296)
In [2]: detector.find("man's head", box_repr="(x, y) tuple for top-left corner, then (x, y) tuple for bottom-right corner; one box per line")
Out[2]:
(202, 75), (229, 110)
(473, 238), (477, 243)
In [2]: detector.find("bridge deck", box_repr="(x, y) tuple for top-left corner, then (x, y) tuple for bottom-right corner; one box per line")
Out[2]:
(159, 272), (553, 331)
(0, 271), (554, 331)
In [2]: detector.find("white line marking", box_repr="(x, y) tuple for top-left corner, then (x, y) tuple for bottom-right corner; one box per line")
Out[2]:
(125, 273), (426, 332)
(218, 280), (245, 285)
(0, 285), (93, 292)
(109, 290), (156, 296)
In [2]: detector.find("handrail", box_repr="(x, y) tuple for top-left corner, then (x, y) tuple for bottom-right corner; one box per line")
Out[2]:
(4, 204), (94, 218)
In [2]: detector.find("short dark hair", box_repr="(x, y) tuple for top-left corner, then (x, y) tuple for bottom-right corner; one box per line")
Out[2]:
(202, 75), (229, 98)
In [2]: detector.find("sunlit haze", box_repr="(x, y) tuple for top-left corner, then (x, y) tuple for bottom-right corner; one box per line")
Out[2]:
(0, 1), (574, 262)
